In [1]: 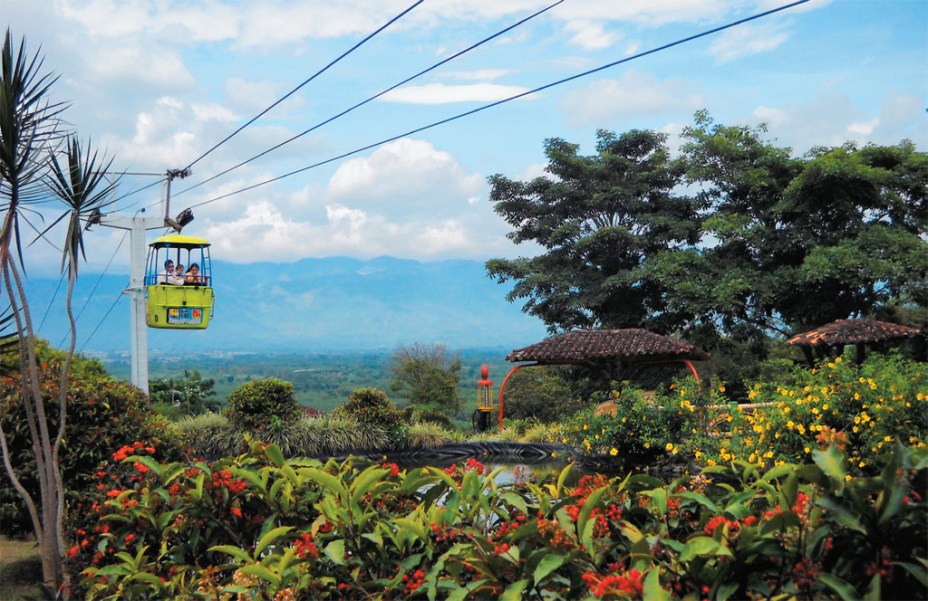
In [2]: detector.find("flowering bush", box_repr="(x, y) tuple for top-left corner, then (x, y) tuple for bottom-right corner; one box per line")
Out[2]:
(68, 438), (927, 599)
(555, 378), (725, 462)
(724, 353), (927, 472)
(0, 359), (184, 537)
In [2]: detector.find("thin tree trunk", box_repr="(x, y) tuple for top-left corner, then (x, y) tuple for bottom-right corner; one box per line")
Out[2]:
(2, 251), (63, 591)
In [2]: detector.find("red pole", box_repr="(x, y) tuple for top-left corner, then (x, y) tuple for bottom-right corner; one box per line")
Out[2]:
(498, 365), (527, 433)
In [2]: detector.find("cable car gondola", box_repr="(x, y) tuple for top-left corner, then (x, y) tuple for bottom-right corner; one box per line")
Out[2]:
(144, 234), (214, 329)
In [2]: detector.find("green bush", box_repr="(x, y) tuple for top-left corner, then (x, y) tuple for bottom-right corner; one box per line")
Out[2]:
(225, 378), (301, 432)
(0, 360), (184, 537)
(556, 378), (723, 461)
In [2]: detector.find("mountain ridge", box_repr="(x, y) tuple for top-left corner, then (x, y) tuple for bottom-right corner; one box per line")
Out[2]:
(32, 256), (548, 354)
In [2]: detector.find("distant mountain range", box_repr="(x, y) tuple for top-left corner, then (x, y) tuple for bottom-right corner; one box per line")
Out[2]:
(31, 256), (549, 354)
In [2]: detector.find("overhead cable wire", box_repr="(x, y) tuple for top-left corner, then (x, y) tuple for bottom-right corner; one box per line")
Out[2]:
(173, 0), (565, 199)
(37, 273), (65, 334)
(179, 0), (427, 174)
(97, 176), (165, 215)
(56, 230), (128, 348)
(188, 0), (809, 210)
(78, 285), (128, 353)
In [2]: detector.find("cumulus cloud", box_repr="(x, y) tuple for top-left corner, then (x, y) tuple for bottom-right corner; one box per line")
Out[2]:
(560, 69), (705, 127)
(327, 138), (484, 215)
(708, 23), (790, 63)
(564, 20), (620, 51)
(747, 92), (927, 152)
(380, 83), (533, 105)
(196, 137), (517, 261)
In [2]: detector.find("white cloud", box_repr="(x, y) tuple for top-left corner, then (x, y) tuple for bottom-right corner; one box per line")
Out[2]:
(560, 69), (705, 126)
(327, 138), (484, 215)
(380, 83), (533, 105)
(846, 118), (879, 138)
(745, 92), (927, 152)
(564, 20), (620, 51)
(442, 69), (512, 81)
(709, 23), (789, 63)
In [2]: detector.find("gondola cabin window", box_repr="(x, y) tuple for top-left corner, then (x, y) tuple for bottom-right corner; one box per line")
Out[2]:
(144, 234), (214, 330)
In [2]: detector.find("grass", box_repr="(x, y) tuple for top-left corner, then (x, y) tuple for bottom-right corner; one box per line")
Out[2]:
(0, 536), (43, 600)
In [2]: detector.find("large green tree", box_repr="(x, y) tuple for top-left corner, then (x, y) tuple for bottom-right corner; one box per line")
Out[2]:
(486, 128), (701, 333)
(150, 369), (219, 416)
(389, 343), (462, 414)
(654, 111), (928, 338)
(487, 114), (927, 393)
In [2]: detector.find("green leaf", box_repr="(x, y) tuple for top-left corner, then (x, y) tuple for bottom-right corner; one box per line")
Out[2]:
(255, 526), (293, 558)
(351, 466), (390, 503)
(240, 564), (280, 586)
(813, 444), (846, 493)
(620, 521), (644, 544)
(896, 561), (928, 588)
(265, 444), (285, 468)
(674, 491), (718, 513)
(716, 581), (739, 601)
(324, 539), (346, 566)
(500, 578), (530, 601)
(555, 464), (573, 497)
(533, 554), (566, 584)
(816, 498), (866, 534)
(209, 545), (252, 563)
(643, 568), (670, 601)
(642, 487), (668, 517)
(393, 517), (427, 541)
(300, 467), (348, 498)
(819, 572), (862, 601)
(679, 536), (733, 562)
(128, 572), (164, 587)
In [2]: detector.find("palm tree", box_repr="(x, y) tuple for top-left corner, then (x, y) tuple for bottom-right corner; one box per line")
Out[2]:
(0, 28), (113, 595)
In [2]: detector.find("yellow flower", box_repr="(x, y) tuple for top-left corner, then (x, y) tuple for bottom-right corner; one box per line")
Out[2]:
(804, 446), (811, 454)
(665, 443), (675, 452)
(609, 448), (618, 457)
(718, 385), (726, 393)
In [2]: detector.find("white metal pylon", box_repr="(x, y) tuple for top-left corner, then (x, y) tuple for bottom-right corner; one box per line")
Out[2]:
(98, 169), (191, 394)
(99, 211), (163, 394)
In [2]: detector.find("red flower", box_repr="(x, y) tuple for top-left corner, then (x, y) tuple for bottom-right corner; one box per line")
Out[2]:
(230, 506), (243, 518)
(67, 545), (80, 558)
(294, 533), (318, 559)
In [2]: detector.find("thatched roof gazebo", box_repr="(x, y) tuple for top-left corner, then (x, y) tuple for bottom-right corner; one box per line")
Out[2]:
(506, 328), (710, 364)
(496, 329), (710, 431)
(787, 318), (924, 365)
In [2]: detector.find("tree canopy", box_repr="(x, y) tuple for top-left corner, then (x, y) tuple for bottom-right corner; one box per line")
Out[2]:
(487, 113), (927, 389)
(389, 343), (462, 414)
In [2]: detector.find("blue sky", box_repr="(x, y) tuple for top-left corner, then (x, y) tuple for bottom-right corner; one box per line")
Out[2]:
(6, 0), (927, 275)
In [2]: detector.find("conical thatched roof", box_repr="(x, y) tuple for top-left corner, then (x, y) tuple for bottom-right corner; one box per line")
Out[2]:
(787, 318), (923, 347)
(506, 328), (710, 364)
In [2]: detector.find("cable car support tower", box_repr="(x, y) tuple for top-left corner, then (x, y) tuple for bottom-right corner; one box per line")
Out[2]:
(99, 168), (193, 394)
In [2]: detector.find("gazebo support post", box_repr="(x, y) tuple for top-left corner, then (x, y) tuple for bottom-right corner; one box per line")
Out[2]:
(855, 342), (866, 365)
(498, 364), (534, 433)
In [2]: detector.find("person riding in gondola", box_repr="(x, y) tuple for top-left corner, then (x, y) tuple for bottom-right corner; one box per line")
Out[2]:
(185, 263), (204, 285)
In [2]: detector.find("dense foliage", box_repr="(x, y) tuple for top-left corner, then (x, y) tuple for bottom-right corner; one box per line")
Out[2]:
(149, 369), (220, 417)
(556, 354), (926, 476)
(487, 114), (927, 391)
(68, 439), (926, 600)
(226, 378), (302, 432)
(501, 366), (582, 423)
(0, 358), (184, 537)
(390, 343), (463, 415)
